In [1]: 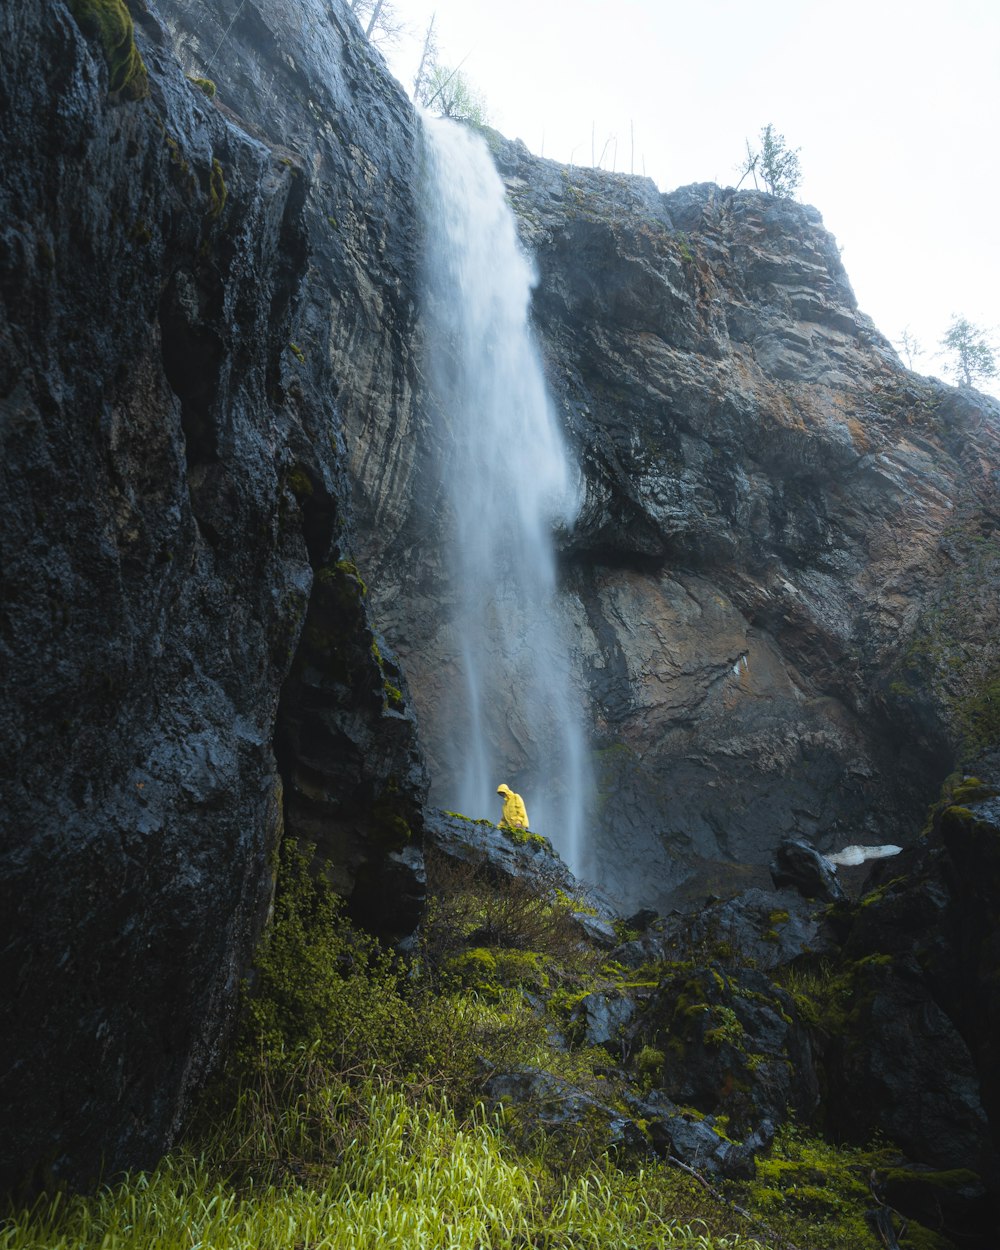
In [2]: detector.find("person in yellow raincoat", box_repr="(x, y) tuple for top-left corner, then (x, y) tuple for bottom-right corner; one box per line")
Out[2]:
(496, 783), (529, 829)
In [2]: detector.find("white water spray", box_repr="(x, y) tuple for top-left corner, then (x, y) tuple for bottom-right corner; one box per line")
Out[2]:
(418, 116), (591, 871)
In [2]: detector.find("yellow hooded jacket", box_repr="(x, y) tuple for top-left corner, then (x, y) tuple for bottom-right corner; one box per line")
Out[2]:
(496, 783), (529, 829)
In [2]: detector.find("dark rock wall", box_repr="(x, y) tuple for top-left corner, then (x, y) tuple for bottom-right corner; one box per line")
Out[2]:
(0, 0), (424, 1193)
(834, 758), (1000, 1177)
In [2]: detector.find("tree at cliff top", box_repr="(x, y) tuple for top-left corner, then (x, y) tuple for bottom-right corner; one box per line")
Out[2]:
(939, 315), (997, 389)
(417, 63), (489, 126)
(737, 123), (802, 197)
(411, 12), (438, 102)
(349, 0), (404, 47)
(895, 326), (923, 369)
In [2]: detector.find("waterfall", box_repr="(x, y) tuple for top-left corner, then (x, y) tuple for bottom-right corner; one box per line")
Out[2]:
(418, 115), (591, 872)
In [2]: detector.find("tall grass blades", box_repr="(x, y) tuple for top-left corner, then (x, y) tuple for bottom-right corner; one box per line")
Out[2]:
(1, 1084), (762, 1250)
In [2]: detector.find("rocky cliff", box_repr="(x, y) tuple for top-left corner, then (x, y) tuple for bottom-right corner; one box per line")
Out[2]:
(0, 0), (424, 1192)
(1, 0), (998, 1202)
(359, 134), (1000, 909)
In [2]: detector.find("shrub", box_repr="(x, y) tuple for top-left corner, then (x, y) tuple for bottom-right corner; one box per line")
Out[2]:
(238, 839), (415, 1079)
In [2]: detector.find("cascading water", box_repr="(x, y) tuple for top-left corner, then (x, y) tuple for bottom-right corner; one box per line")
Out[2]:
(418, 115), (591, 872)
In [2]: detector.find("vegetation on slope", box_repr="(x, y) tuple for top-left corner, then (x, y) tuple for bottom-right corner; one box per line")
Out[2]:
(1, 838), (967, 1249)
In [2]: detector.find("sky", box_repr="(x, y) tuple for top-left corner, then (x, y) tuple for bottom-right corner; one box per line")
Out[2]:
(379, 0), (1000, 398)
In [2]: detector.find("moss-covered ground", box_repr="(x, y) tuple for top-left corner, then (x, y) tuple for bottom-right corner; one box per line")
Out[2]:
(0, 841), (961, 1248)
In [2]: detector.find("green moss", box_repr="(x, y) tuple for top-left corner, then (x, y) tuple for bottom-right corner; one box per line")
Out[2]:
(68, 0), (149, 99)
(883, 1166), (980, 1190)
(447, 946), (498, 989)
(858, 877), (905, 907)
(635, 1045), (664, 1083)
(955, 675), (1000, 754)
(673, 231), (695, 263)
(703, 1004), (744, 1048)
(855, 953), (893, 969)
(502, 824), (550, 851)
(186, 74), (217, 98)
(208, 158), (227, 219)
(773, 959), (853, 1034)
(442, 810), (496, 827)
(382, 680), (404, 708)
(286, 467), (313, 500)
(899, 1228), (956, 1250)
(328, 559), (367, 595)
(942, 805), (979, 826)
(948, 776), (996, 805)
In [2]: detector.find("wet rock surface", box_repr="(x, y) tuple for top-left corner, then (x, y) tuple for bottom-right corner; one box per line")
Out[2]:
(614, 885), (838, 973)
(478, 771), (1000, 1235)
(425, 809), (619, 945)
(358, 126), (1000, 913)
(828, 754), (1000, 1201)
(0, 0), (425, 1192)
(770, 837), (846, 902)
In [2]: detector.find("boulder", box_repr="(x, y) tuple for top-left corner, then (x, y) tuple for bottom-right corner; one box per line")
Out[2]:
(626, 964), (819, 1134)
(485, 1069), (646, 1155)
(613, 886), (837, 973)
(770, 838), (845, 902)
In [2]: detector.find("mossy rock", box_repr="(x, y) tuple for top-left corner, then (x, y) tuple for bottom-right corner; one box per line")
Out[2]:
(186, 74), (217, 98)
(898, 1228), (957, 1250)
(955, 675), (1000, 756)
(208, 158), (227, 220)
(940, 803), (992, 835)
(318, 559), (367, 597)
(382, 679), (404, 709)
(285, 466), (313, 501)
(947, 776), (997, 806)
(501, 823), (551, 852)
(68, 0), (149, 100)
(442, 810), (495, 827)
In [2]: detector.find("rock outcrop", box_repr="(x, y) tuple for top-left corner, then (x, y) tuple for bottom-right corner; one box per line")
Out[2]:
(830, 756), (1000, 1183)
(357, 131), (1000, 911)
(0, 0), (424, 1192)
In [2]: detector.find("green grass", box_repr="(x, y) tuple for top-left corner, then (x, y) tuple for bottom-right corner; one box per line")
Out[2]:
(1, 1082), (760, 1250)
(0, 840), (963, 1249)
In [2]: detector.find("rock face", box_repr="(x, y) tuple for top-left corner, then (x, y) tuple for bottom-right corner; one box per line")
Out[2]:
(0, 0), (424, 1192)
(832, 757), (1000, 1184)
(357, 131), (1000, 911)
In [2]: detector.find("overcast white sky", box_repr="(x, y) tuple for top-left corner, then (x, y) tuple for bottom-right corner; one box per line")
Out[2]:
(381, 0), (1000, 398)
